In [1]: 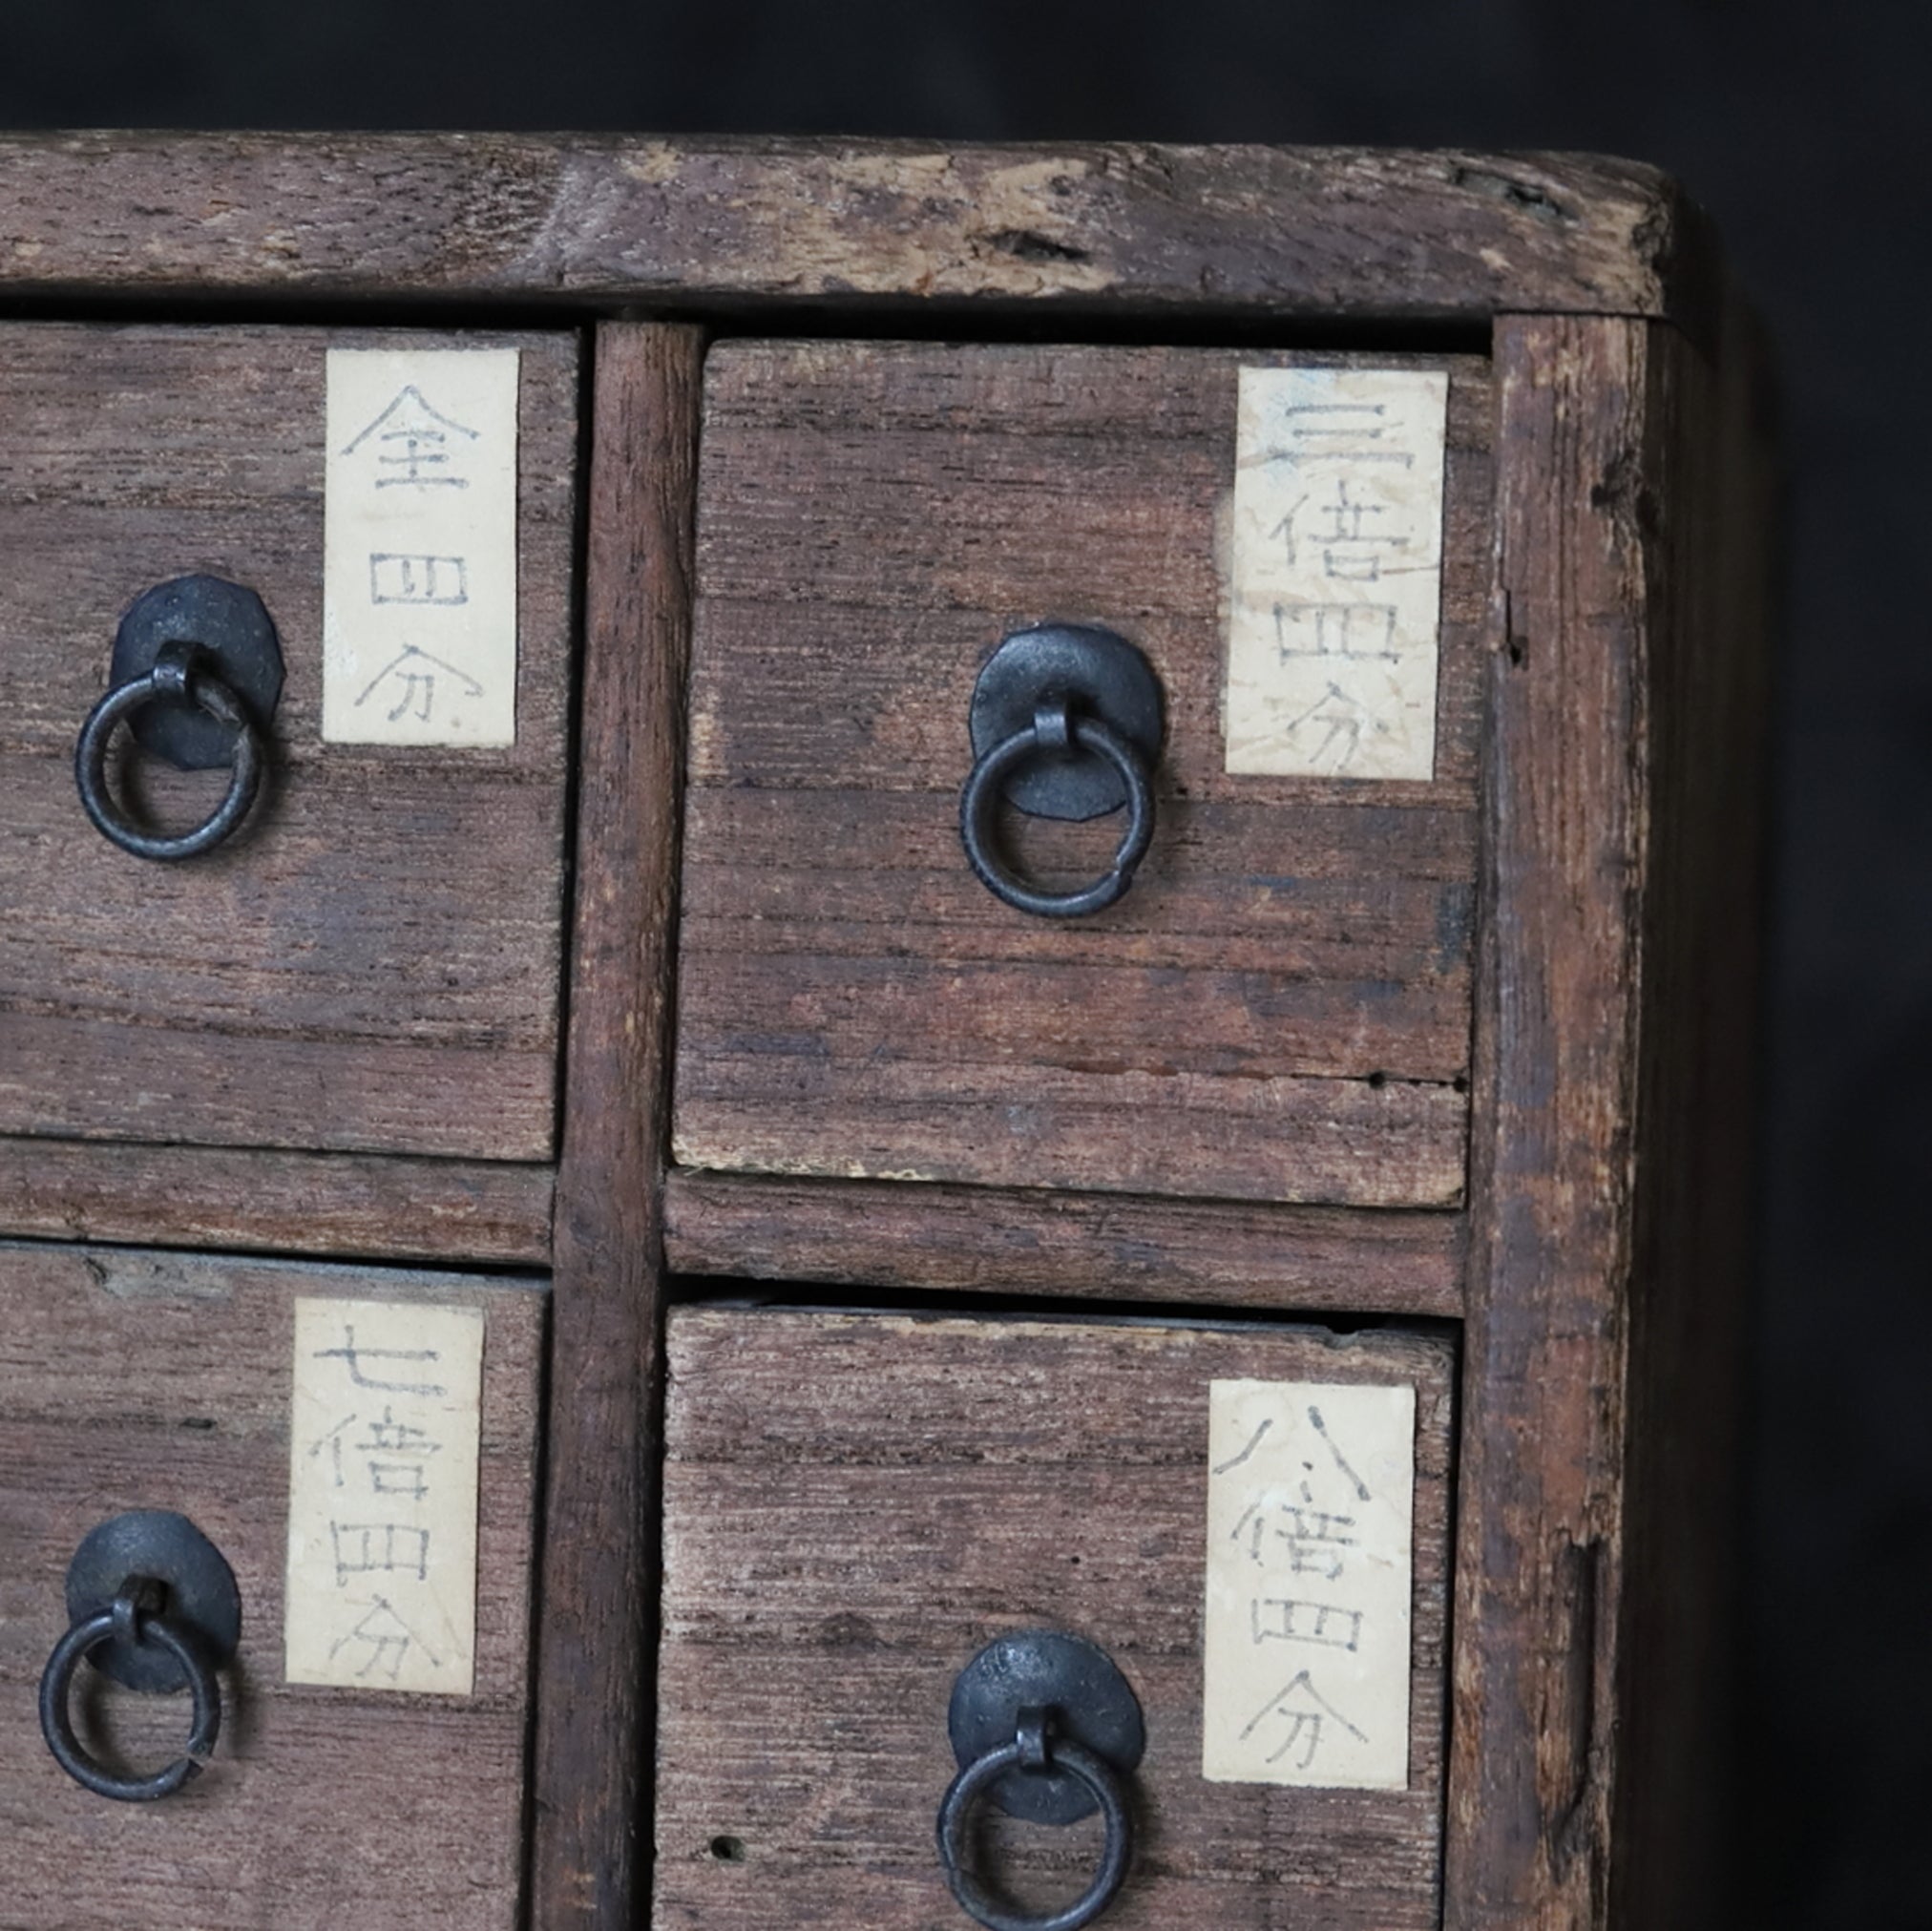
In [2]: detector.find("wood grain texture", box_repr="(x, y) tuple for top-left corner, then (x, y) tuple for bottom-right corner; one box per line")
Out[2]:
(0, 324), (578, 1161)
(528, 322), (702, 1929)
(662, 1169), (1465, 1316)
(0, 136), (1705, 329)
(0, 1242), (545, 1929)
(1445, 311), (1770, 1930)
(657, 1307), (1456, 1930)
(1447, 315), (1649, 1931)
(0, 1135), (553, 1266)
(673, 344), (1488, 1207)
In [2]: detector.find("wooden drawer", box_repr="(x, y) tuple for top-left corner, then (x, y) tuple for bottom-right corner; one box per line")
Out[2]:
(656, 1304), (1455, 1929)
(0, 1243), (544, 1927)
(0, 325), (578, 1164)
(672, 341), (1491, 1209)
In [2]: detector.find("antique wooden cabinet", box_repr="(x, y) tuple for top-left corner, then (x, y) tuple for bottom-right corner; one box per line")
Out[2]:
(0, 137), (1774, 1930)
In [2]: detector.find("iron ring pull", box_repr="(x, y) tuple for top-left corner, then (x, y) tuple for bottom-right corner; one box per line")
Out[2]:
(936, 1706), (1135, 1931)
(74, 641), (263, 861)
(958, 700), (1156, 919)
(39, 1578), (223, 1802)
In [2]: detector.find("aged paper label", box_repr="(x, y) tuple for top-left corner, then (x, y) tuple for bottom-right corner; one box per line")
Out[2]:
(323, 347), (519, 745)
(286, 1297), (485, 1694)
(1225, 367), (1448, 780)
(1203, 1378), (1416, 1788)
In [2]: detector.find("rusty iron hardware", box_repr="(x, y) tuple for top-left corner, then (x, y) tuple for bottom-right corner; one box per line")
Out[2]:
(937, 1629), (1144, 1931)
(959, 624), (1164, 918)
(74, 574), (283, 860)
(39, 1510), (241, 1802)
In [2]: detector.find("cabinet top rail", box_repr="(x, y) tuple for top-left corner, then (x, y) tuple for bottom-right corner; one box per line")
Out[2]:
(0, 135), (1710, 329)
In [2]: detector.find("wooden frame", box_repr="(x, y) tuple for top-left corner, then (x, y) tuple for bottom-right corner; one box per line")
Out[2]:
(0, 136), (1705, 329)
(0, 136), (1773, 1930)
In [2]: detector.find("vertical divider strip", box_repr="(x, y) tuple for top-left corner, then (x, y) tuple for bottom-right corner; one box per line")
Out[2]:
(1446, 314), (1655, 1928)
(530, 320), (705, 1929)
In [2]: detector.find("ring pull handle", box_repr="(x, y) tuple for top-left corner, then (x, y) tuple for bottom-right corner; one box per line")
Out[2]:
(958, 625), (1166, 920)
(74, 573), (284, 862)
(937, 1630), (1145, 1931)
(75, 643), (263, 860)
(38, 1510), (242, 1803)
(40, 1580), (224, 1801)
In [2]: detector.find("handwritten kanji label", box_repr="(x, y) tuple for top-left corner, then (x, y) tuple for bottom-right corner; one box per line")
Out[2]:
(286, 1297), (485, 1694)
(1225, 367), (1448, 780)
(323, 348), (519, 745)
(1203, 1378), (1416, 1788)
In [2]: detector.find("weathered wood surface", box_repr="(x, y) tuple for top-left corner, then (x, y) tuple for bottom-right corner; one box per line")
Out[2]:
(0, 1243), (545, 1928)
(663, 1169), (1465, 1316)
(0, 1136), (554, 1266)
(529, 323), (703, 1929)
(0, 136), (1705, 328)
(1446, 317), (1649, 1931)
(674, 343), (1488, 1207)
(656, 1307), (1456, 1929)
(0, 324), (578, 1161)
(1444, 312), (1771, 1930)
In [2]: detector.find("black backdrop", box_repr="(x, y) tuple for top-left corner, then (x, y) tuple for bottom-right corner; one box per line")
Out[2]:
(5, 6), (1927, 1924)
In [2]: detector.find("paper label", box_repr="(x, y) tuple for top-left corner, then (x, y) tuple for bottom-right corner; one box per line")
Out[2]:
(323, 348), (519, 745)
(285, 1297), (485, 1694)
(1203, 1379), (1416, 1788)
(1225, 367), (1448, 780)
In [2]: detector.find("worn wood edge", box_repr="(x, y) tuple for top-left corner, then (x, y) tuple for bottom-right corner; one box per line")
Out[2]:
(0, 1134), (554, 1266)
(1444, 313), (1656, 1929)
(528, 322), (702, 1929)
(662, 1169), (1465, 1317)
(1442, 301), (1772, 1929)
(0, 135), (1705, 329)
(0, 1232), (557, 1296)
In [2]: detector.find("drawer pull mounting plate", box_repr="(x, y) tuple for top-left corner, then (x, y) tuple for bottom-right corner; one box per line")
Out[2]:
(938, 1628), (1144, 1929)
(74, 573), (283, 861)
(38, 1508), (241, 1802)
(960, 624), (1164, 918)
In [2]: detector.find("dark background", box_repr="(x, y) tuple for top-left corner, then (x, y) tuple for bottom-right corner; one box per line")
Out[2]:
(3, 5), (1925, 1923)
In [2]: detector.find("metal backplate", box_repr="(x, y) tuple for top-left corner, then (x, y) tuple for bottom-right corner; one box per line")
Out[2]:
(967, 625), (1164, 822)
(64, 1510), (242, 1694)
(948, 1629), (1146, 1825)
(108, 574), (284, 769)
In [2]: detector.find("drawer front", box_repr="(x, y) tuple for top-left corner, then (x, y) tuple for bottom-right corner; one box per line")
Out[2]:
(656, 1305), (1454, 1929)
(0, 1244), (544, 1927)
(0, 325), (578, 1161)
(673, 341), (1489, 1207)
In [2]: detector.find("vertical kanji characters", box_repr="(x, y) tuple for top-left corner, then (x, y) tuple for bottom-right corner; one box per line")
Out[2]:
(1204, 1378), (1416, 1790)
(286, 1297), (485, 1696)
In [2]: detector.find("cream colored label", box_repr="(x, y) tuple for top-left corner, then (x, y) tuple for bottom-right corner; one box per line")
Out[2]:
(323, 348), (519, 745)
(1225, 367), (1448, 780)
(1203, 1379), (1416, 1788)
(286, 1297), (485, 1694)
